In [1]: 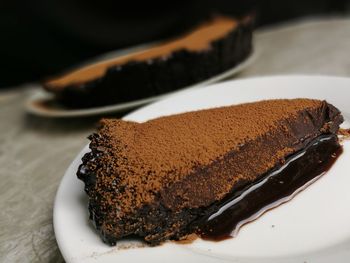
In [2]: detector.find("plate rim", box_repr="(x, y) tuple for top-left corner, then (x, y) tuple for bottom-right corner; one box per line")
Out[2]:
(123, 74), (350, 121)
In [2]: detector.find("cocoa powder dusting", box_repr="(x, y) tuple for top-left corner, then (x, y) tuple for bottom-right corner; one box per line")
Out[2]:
(88, 99), (332, 214)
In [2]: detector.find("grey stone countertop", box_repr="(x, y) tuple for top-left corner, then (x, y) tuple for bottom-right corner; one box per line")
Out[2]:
(1, 16), (350, 262)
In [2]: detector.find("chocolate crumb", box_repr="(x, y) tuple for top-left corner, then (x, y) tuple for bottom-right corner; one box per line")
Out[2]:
(339, 128), (350, 138)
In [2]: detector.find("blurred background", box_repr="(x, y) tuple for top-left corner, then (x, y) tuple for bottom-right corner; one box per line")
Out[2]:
(1, 0), (350, 88)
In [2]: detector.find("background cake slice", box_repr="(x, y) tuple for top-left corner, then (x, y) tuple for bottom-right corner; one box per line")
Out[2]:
(43, 15), (253, 108)
(77, 99), (343, 245)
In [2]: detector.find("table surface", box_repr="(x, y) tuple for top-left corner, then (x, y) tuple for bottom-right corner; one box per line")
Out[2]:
(1, 16), (350, 263)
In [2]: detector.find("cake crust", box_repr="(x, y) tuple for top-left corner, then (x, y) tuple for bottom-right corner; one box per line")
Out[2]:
(77, 99), (343, 245)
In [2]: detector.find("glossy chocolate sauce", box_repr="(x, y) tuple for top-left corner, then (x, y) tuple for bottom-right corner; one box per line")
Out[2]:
(197, 134), (342, 241)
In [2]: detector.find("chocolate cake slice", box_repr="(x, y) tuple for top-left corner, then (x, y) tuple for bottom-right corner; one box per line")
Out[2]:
(77, 99), (343, 245)
(43, 16), (253, 108)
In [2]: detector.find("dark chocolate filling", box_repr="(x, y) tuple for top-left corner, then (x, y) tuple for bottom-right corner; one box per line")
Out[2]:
(196, 134), (342, 240)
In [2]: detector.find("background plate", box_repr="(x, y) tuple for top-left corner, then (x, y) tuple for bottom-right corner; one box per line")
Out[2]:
(26, 51), (256, 118)
(54, 75), (350, 262)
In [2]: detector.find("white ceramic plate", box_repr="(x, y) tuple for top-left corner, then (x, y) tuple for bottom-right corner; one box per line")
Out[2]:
(26, 51), (256, 118)
(54, 75), (350, 263)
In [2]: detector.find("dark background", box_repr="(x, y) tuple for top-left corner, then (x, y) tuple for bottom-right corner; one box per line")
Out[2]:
(1, 0), (349, 88)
